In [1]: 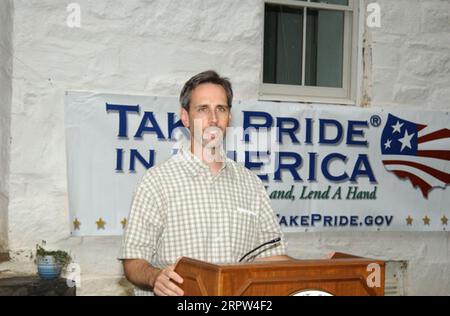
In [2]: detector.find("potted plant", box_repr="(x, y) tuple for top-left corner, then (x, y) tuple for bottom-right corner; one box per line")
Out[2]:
(35, 241), (72, 279)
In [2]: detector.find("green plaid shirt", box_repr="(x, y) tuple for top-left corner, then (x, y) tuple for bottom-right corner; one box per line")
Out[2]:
(119, 146), (286, 296)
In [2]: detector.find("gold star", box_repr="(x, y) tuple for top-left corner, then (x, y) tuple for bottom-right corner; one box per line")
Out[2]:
(73, 218), (81, 230)
(406, 216), (413, 226)
(441, 216), (448, 226)
(96, 218), (106, 230)
(423, 216), (430, 226)
(121, 218), (128, 229)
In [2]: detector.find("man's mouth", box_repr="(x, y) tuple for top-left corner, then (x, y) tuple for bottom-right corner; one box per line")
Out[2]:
(203, 127), (222, 141)
(207, 130), (218, 140)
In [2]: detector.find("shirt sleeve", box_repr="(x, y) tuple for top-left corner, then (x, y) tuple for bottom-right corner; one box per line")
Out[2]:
(118, 171), (165, 262)
(255, 180), (288, 259)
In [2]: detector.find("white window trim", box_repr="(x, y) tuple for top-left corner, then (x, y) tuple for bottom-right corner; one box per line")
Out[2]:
(259, 0), (360, 105)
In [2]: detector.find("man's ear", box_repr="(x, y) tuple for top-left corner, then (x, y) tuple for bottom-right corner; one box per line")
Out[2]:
(180, 107), (190, 128)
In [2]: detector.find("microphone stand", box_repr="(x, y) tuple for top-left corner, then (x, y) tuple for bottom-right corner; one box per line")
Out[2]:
(238, 237), (282, 263)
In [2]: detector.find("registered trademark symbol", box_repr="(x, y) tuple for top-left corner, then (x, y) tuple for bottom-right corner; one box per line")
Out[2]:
(370, 115), (382, 127)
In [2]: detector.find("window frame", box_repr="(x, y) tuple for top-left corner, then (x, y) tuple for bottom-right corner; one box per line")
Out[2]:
(260, 0), (359, 105)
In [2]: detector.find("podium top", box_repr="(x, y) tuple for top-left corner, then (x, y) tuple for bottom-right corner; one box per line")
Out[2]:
(174, 252), (385, 296)
(175, 253), (384, 272)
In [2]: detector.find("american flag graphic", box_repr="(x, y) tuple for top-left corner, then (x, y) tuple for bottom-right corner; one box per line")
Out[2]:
(381, 114), (450, 198)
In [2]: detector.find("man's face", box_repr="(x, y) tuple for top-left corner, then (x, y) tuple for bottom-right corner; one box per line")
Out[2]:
(180, 83), (231, 148)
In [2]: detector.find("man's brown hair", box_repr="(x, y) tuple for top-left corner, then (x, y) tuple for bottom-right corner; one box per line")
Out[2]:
(179, 70), (233, 110)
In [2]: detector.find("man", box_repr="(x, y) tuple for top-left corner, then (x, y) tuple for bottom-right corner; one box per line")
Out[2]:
(119, 70), (289, 296)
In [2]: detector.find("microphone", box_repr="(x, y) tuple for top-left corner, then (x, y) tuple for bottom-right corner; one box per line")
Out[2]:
(238, 237), (282, 263)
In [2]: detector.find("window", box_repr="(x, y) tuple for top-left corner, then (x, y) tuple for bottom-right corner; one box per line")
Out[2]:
(261, 0), (359, 104)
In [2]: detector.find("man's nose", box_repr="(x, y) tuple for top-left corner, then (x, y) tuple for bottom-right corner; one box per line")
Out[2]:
(209, 110), (218, 125)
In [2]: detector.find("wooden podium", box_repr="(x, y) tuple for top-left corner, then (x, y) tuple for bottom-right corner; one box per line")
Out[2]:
(174, 253), (384, 296)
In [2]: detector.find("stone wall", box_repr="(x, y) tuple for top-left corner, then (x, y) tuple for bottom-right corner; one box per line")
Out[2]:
(0, 0), (13, 253)
(369, 0), (450, 110)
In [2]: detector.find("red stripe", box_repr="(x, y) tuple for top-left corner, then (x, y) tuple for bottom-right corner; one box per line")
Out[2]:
(418, 129), (450, 144)
(389, 170), (432, 198)
(383, 160), (450, 184)
(417, 150), (450, 161)
(417, 124), (427, 132)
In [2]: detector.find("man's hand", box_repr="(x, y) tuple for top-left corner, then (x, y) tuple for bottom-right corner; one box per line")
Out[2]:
(122, 259), (184, 296)
(153, 265), (184, 296)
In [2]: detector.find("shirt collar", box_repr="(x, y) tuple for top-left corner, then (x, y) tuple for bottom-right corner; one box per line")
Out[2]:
(178, 143), (232, 178)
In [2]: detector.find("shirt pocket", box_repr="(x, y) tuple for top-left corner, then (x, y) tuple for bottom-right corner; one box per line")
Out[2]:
(229, 207), (258, 258)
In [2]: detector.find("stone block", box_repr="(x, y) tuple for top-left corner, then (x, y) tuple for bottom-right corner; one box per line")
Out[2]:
(0, 276), (76, 296)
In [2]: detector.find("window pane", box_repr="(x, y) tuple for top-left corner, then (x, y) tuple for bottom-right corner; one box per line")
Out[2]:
(305, 9), (344, 88)
(263, 4), (303, 85)
(310, 0), (348, 5)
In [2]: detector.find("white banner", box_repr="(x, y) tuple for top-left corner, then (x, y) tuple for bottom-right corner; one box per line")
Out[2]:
(65, 91), (450, 235)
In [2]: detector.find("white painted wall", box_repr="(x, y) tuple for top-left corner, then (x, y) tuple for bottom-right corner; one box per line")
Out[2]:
(0, 0), (13, 253)
(3, 0), (449, 295)
(369, 0), (450, 110)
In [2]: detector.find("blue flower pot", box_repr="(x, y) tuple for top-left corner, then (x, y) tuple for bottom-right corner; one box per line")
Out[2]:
(37, 256), (62, 279)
